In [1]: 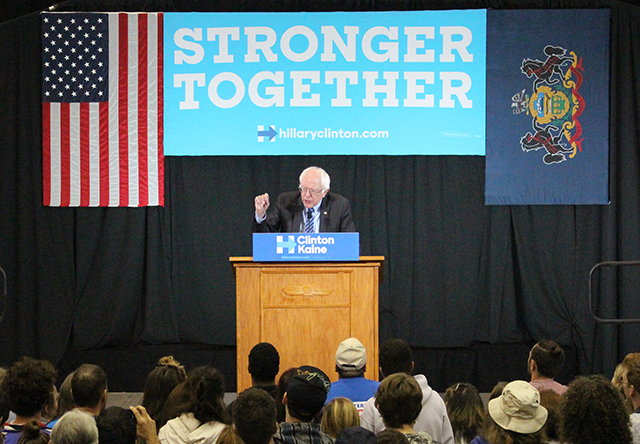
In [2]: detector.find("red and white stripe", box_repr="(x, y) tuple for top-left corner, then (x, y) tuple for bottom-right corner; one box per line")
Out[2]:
(42, 13), (164, 207)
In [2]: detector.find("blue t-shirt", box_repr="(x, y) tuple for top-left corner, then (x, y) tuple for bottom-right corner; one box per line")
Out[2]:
(3, 422), (51, 444)
(325, 377), (380, 413)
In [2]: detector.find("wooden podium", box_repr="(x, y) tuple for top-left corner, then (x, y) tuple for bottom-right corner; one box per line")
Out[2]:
(230, 256), (383, 393)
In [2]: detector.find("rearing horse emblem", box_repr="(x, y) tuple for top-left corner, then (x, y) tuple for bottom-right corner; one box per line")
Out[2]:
(513, 45), (585, 164)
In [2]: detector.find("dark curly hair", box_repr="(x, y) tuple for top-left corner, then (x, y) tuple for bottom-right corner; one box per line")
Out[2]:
(2, 357), (57, 417)
(375, 373), (422, 429)
(560, 375), (632, 444)
(232, 388), (277, 444)
(248, 343), (280, 384)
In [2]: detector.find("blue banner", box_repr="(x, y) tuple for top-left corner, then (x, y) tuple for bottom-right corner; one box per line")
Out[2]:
(485, 10), (610, 205)
(253, 233), (360, 261)
(164, 10), (486, 155)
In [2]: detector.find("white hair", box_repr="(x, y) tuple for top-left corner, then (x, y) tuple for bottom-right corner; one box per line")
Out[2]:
(51, 410), (99, 444)
(299, 166), (330, 190)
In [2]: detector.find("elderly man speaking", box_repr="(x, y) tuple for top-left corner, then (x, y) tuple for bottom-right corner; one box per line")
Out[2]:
(253, 166), (355, 233)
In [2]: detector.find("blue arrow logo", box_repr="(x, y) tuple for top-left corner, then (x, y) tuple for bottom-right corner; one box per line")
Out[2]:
(277, 235), (296, 253)
(258, 125), (277, 142)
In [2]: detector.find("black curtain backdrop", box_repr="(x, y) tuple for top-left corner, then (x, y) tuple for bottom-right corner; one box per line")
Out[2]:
(1, 0), (640, 393)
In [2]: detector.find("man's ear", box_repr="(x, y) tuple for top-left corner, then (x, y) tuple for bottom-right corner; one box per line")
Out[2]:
(282, 392), (288, 405)
(379, 367), (385, 379)
(411, 361), (415, 373)
(101, 388), (108, 407)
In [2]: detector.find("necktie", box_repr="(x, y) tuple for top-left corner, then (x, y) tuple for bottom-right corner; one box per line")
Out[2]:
(305, 209), (314, 233)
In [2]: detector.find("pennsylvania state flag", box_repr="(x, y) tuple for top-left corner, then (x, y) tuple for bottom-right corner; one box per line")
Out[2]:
(485, 10), (610, 205)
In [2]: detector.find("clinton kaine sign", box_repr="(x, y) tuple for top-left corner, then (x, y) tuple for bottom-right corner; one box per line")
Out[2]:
(163, 10), (486, 155)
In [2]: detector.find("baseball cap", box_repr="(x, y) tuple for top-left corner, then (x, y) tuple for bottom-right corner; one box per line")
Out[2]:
(336, 338), (367, 371)
(286, 366), (331, 417)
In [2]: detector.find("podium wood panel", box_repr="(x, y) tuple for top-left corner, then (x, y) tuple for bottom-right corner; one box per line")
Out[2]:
(231, 257), (383, 393)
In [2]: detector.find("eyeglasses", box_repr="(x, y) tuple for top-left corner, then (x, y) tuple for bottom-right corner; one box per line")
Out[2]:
(298, 185), (325, 196)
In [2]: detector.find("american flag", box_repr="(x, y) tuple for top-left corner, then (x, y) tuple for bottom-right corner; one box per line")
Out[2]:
(42, 12), (164, 207)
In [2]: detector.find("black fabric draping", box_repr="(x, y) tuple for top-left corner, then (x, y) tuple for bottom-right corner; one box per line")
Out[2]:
(1, 0), (640, 392)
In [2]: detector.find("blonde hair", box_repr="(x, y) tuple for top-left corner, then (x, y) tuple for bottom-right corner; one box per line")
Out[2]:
(321, 397), (360, 438)
(612, 362), (626, 389)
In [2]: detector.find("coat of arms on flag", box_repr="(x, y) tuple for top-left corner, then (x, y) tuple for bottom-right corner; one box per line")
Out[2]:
(485, 10), (610, 205)
(516, 45), (585, 165)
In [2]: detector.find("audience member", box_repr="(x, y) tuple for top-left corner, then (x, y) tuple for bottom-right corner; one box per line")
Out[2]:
(274, 366), (334, 444)
(130, 405), (161, 444)
(360, 339), (454, 444)
(334, 427), (376, 444)
(374, 373), (434, 444)
(443, 383), (486, 444)
(613, 362), (627, 391)
(376, 429), (409, 444)
(560, 374), (631, 444)
(538, 390), (560, 444)
(42, 386), (59, 425)
(248, 343), (281, 397)
(142, 356), (187, 427)
(321, 398), (360, 438)
(216, 427), (244, 444)
(527, 340), (567, 396)
(158, 366), (228, 444)
(617, 353), (640, 443)
(47, 372), (75, 428)
(467, 381), (507, 444)
(488, 382), (508, 401)
(612, 362), (634, 413)
(326, 338), (380, 413)
(71, 364), (108, 416)
(158, 366), (210, 429)
(232, 388), (277, 444)
(1, 357), (57, 444)
(470, 380), (547, 444)
(228, 343), (280, 420)
(96, 407), (137, 444)
(275, 368), (297, 423)
(50, 410), (99, 444)
(15, 421), (50, 444)
(0, 367), (11, 425)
